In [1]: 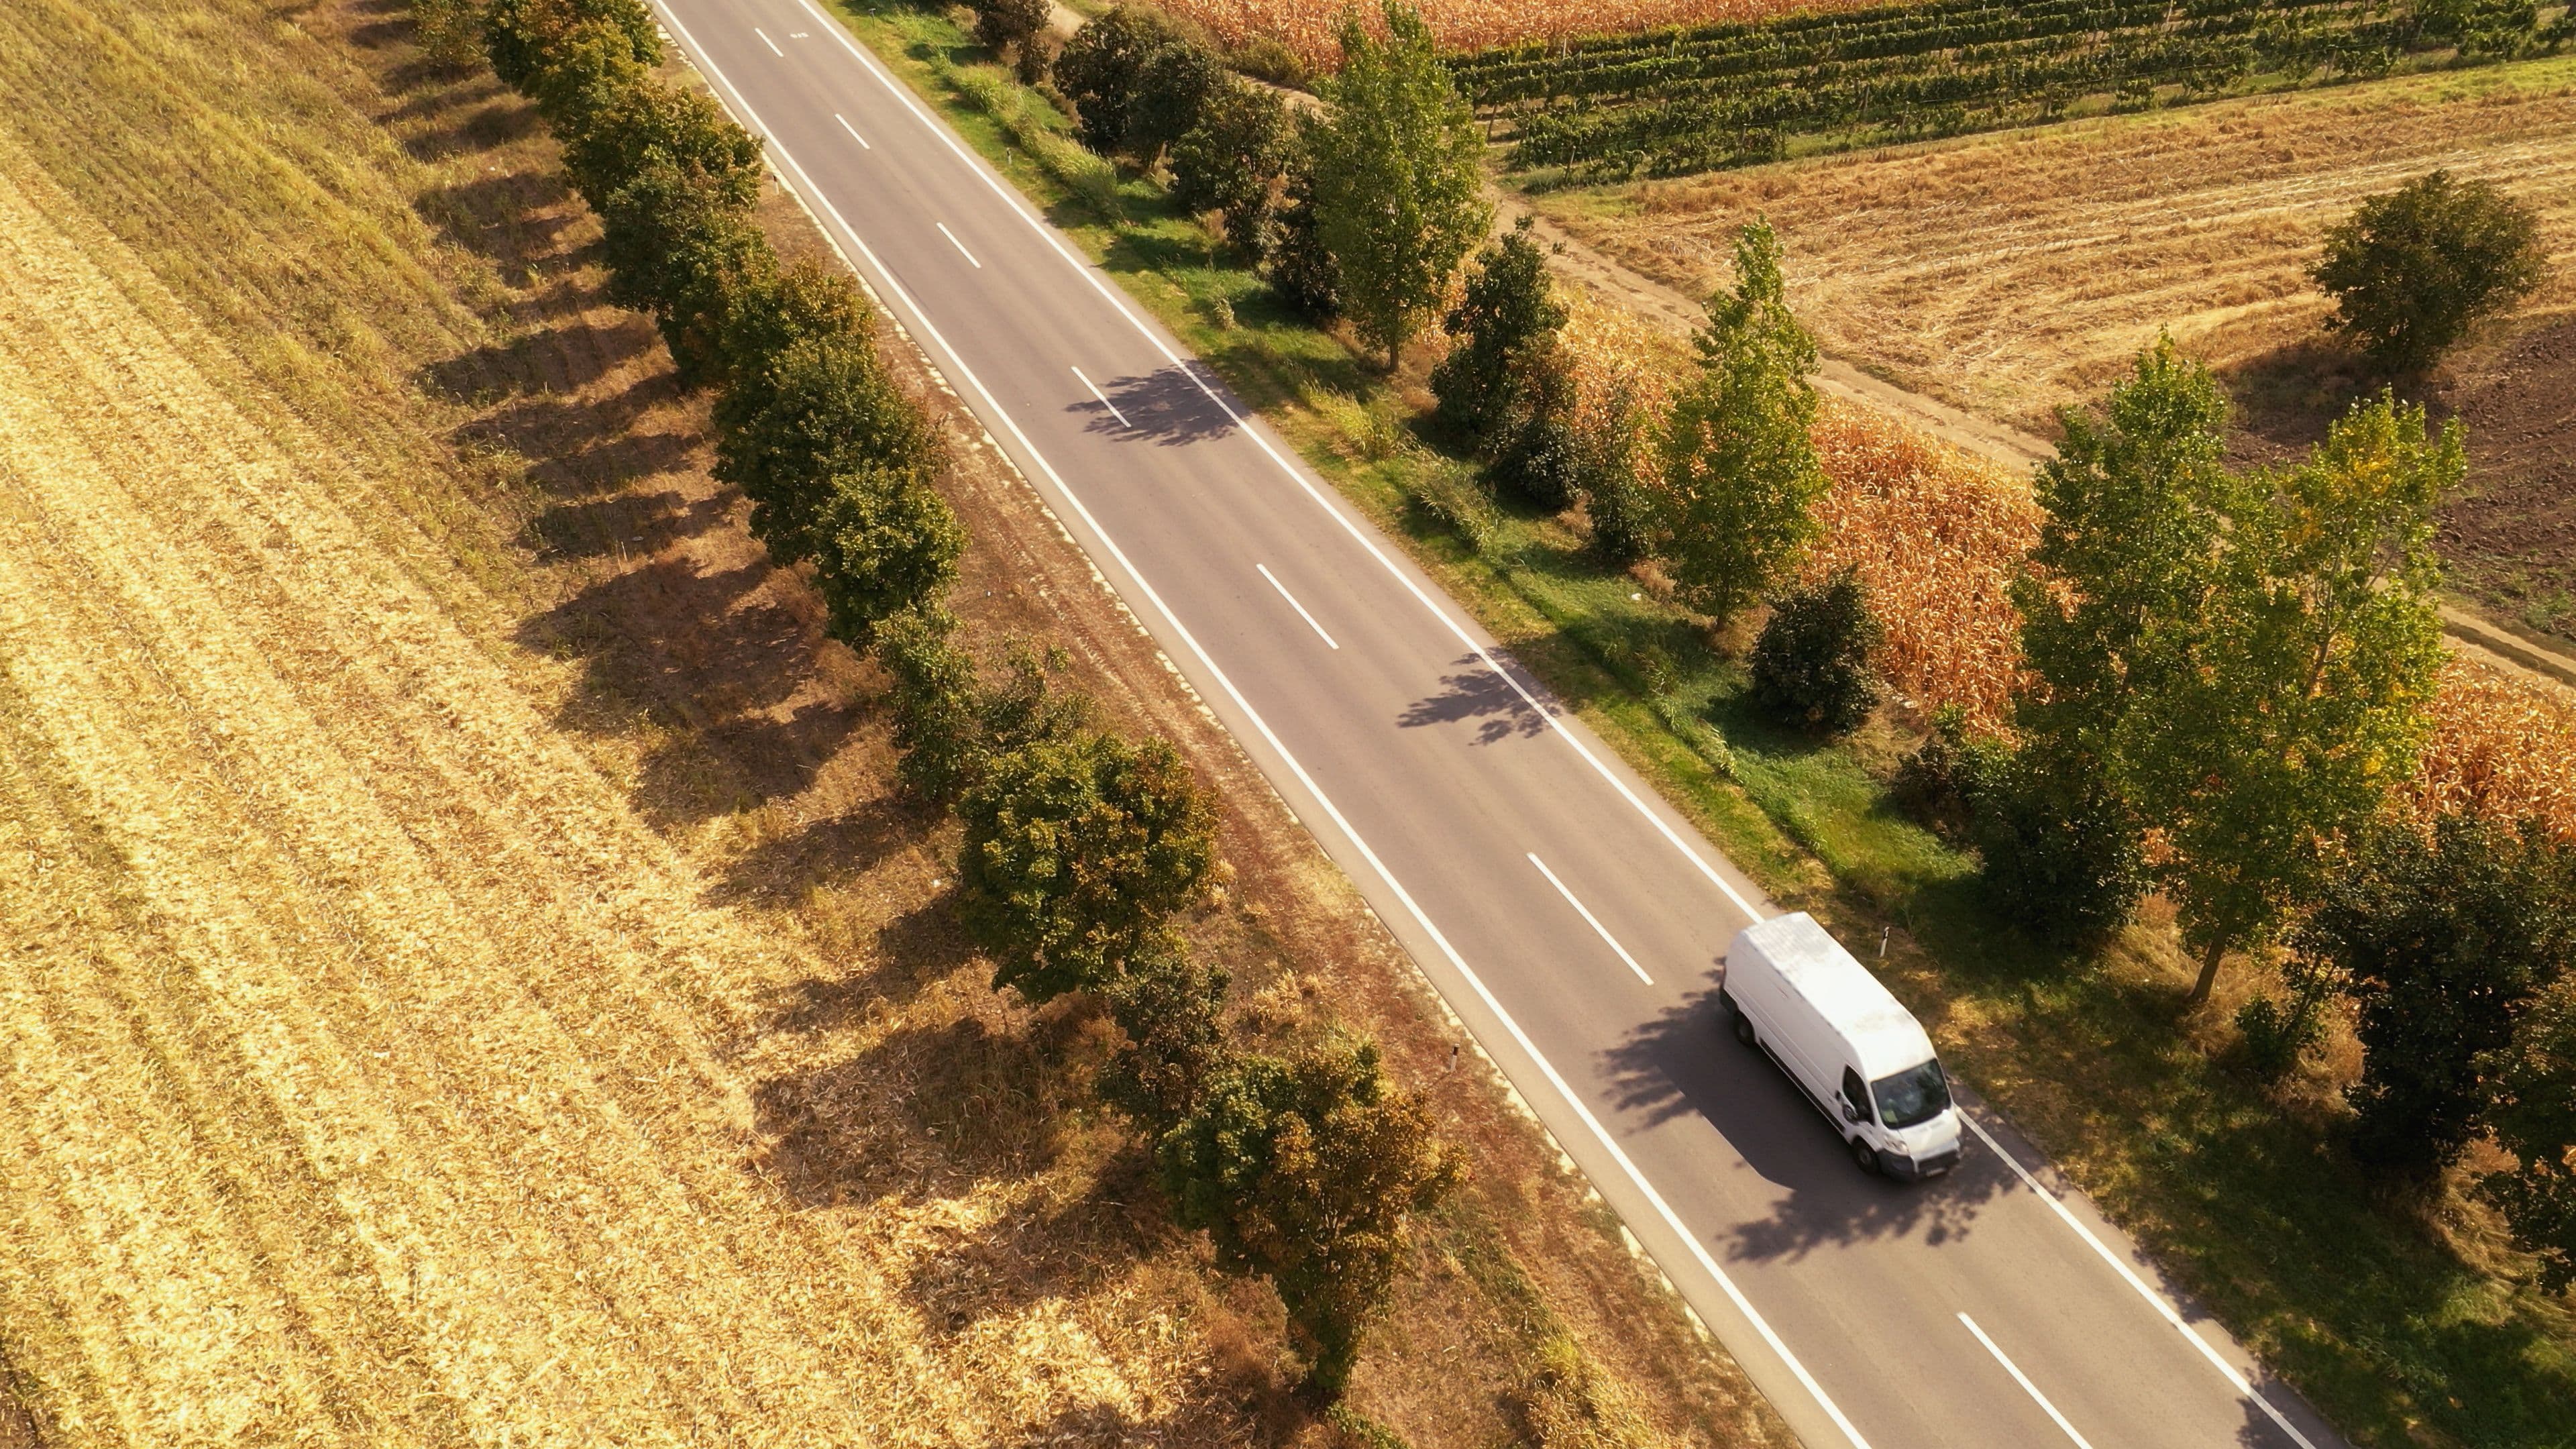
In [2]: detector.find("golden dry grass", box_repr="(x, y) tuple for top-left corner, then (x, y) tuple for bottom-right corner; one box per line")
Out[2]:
(1534, 57), (2576, 432)
(0, 1), (1792, 1444)
(1151, 0), (1870, 69)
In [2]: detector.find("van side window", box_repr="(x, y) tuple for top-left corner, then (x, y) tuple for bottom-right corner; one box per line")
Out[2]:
(1840, 1066), (1868, 1112)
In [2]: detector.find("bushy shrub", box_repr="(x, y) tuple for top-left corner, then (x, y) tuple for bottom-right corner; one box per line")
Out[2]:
(2483, 975), (2576, 1292)
(1888, 706), (2004, 839)
(873, 605), (984, 804)
(1102, 937), (1233, 1133)
(808, 466), (967, 647)
(1264, 149), (1340, 317)
(958, 729), (1217, 1003)
(2298, 814), (2575, 1176)
(596, 160), (775, 388)
(1490, 357), (1582, 512)
(1127, 37), (1228, 162)
(1170, 81), (1297, 258)
(1970, 745), (2149, 947)
(1055, 6), (1186, 156)
(1430, 218), (1565, 459)
(969, 0), (1051, 72)
(713, 330), (941, 564)
(1748, 566), (1881, 735)
(2235, 961), (2334, 1083)
(1157, 1038), (1460, 1400)
(1570, 384), (1652, 563)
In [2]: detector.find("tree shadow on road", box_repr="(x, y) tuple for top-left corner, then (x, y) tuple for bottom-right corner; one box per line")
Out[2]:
(1397, 654), (1553, 744)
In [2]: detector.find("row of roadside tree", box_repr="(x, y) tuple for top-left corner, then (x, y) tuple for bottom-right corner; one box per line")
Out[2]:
(417, 0), (1464, 1398)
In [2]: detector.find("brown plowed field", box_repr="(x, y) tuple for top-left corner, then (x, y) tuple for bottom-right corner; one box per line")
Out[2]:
(1533, 58), (2576, 640)
(0, 1), (1786, 1445)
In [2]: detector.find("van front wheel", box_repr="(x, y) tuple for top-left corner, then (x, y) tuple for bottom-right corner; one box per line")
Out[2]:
(1729, 1005), (1756, 1046)
(1849, 1138), (1880, 1175)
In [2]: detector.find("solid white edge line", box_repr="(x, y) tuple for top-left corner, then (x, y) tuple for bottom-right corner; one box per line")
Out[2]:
(1256, 564), (1339, 651)
(795, 7), (2341, 1439)
(649, 9), (1873, 1446)
(1070, 364), (1129, 429)
(833, 111), (871, 150)
(790, 0), (1766, 928)
(753, 24), (782, 55)
(1527, 852), (1653, 985)
(1958, 1115), (2322, 1449)
(1958, 1313), (2100, 1449)
(934, 221), (981, 269)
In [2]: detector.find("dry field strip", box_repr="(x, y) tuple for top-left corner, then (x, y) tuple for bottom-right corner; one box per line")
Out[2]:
(0, 0), (1784, 1444)
(1532, 56), (2576, 432)
(1148, 0), (1872, 68)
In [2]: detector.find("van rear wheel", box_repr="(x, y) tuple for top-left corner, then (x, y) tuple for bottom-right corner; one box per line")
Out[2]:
(1849, 1137), (1880, 1175)
(1729, 1006), (1756, 1046)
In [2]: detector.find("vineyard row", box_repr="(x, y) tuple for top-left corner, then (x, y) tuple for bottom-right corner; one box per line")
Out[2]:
(1454, 0), (2571, 178)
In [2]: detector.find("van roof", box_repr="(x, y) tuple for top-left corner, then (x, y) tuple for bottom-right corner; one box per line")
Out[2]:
(1735, 913), (1937, 1078)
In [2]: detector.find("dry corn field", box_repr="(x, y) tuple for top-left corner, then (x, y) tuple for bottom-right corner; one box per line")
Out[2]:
(1557, 301), (2576, 839)
(1532, 56), (2576, 433)
(1151, 0), (1871, 70)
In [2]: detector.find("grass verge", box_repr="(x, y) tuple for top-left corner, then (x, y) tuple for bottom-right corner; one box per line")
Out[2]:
(822, 6), (2576, 1446)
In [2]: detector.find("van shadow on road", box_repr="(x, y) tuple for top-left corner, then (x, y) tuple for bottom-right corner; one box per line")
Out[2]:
(1603, 987), (2010, 1265)
(1069, 367), (1239, 447)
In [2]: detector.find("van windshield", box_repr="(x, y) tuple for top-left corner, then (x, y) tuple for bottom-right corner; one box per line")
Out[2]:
(1870, 1060), (1951, 1130)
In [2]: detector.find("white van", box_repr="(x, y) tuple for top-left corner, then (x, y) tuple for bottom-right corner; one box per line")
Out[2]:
(1721, 912), (1964, 1179)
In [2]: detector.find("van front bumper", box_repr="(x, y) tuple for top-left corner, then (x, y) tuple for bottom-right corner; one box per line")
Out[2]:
(1884, 1145), (1962, 1181)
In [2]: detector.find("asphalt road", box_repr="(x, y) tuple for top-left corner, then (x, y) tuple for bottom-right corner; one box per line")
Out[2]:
(646, 5), (2356, 1444)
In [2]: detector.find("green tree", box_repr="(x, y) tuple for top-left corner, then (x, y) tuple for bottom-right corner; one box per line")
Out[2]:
(808, 465), (966, 647)
(558, 73), (764, 215)
(1170, 81), (1297, 258)
(718, 262), (873, 409)
(1642, 219), (1827, 625)
(1157, 1038), (1462, 1400)
(1101, 936), (1234, 1134)
(2484, 974), (2576, 1292)
(2313, 170), (2546, 374)
(872, 604), (986, 804)
(595, 158), (775, 388)
(2012, 338), (2236, 778)
(1430, 217), (1566, 458)
(2299, 815), (2575, 1175)
(871, 611), (1090, 806)
(2136, 394), (2455, 1002)
(957, 729), (1217, 1003)
(1307, 2), (1490, 370)
(712, 329), (941, 564)
(1749, 566), (1882, 735)
(480, 0), (659, 95)
(1998, 338), (2230, 943)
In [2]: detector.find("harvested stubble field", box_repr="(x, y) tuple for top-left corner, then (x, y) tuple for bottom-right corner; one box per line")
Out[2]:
(1146, 0), (1872, 71)
(1531, 56), (2576, 640)
(0, 1), (1788, 1446)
